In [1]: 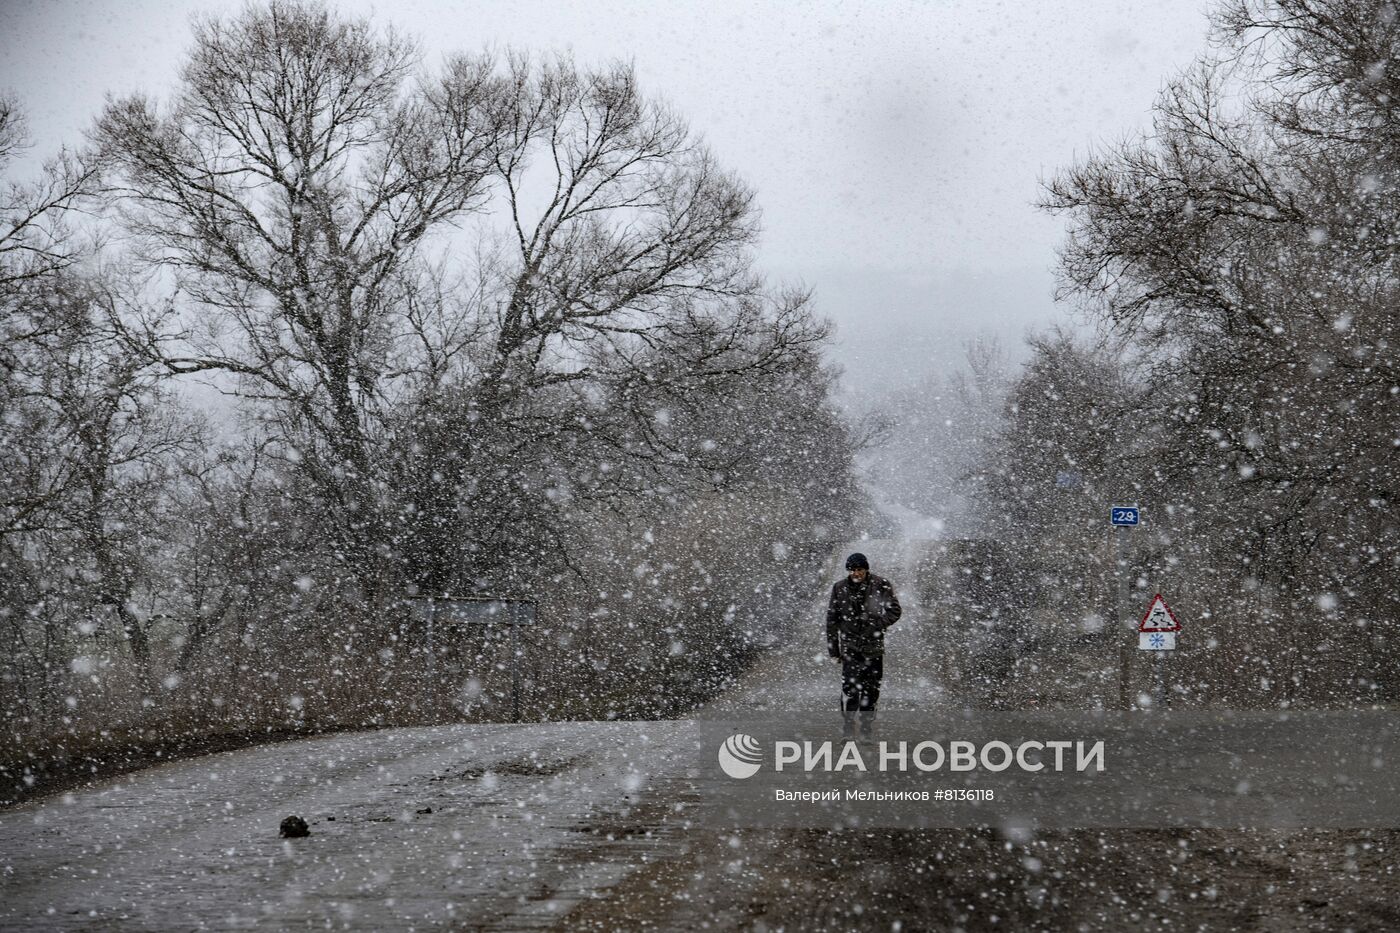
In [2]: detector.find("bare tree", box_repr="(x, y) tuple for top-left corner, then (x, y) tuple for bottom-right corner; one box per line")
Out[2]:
(96, 1), (829, 603)
(1, 98), (101, 539)
(0, 96), (96, 291)
(93, 1), (512, 598)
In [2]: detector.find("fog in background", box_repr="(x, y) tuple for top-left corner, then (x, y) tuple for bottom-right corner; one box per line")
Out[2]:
(0, 0), (1212, 523)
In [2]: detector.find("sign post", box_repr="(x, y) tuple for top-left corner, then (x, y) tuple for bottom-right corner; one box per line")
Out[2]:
(1137, 593), (1181, 708)
(1110, 506), (1140, 708)
(409, 596), (536, 721)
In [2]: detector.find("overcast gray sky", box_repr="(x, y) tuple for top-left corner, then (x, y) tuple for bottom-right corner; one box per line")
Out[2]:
(0, 0), (1213, 397)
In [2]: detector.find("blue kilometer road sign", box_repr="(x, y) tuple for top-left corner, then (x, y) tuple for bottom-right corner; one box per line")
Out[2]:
(1111, 506), (1140, 526)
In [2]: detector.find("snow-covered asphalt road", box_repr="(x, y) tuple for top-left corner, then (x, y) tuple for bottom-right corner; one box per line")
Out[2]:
(1, 542), (943, 930)
(3, 719), (700, 929)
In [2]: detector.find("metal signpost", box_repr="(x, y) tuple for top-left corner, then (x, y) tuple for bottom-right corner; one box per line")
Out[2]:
(1111, 506), (1139, 708)
(409, 596), (536, 721)
(1137, 593), (1180, 708)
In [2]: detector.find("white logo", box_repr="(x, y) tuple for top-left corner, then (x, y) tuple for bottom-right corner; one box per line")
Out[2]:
(718, 733), (763, 779)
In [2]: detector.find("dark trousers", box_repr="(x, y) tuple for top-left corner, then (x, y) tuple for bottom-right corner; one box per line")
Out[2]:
(840, 653), (883, 712)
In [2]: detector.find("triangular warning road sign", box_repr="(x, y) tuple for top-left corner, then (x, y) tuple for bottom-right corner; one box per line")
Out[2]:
(1138, 594), (1181, 632)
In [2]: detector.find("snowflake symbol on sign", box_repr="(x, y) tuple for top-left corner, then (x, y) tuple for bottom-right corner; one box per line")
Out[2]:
(1149, 633), (1166, 649)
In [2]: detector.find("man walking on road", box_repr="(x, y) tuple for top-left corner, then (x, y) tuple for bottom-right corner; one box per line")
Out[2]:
(827, 552), (902, 737)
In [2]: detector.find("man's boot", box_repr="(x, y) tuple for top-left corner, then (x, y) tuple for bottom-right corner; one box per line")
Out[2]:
(858, 710), (876, 740)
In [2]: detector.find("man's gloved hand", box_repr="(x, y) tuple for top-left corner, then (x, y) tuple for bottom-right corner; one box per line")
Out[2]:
(828, 643), (841, 660)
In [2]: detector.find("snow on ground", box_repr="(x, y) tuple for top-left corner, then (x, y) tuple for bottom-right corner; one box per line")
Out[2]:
(0, 720), (704, 929)
(0, 542), (941, 930)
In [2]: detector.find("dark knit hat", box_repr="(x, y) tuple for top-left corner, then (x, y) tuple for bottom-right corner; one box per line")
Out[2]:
(845, 552), (869, 571)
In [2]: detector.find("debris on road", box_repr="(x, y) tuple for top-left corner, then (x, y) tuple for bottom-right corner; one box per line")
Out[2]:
(278, 815), (309, 838)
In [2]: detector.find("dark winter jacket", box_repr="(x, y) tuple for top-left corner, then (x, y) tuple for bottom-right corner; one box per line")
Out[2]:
(826, 573), (902, 658)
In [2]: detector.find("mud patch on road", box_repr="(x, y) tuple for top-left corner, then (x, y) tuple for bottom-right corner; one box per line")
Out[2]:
(431, 751), (588, 784)
(454, 780), (705, 931)
(552, 827), (1400, 931)
(567, 781), (703, 845)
